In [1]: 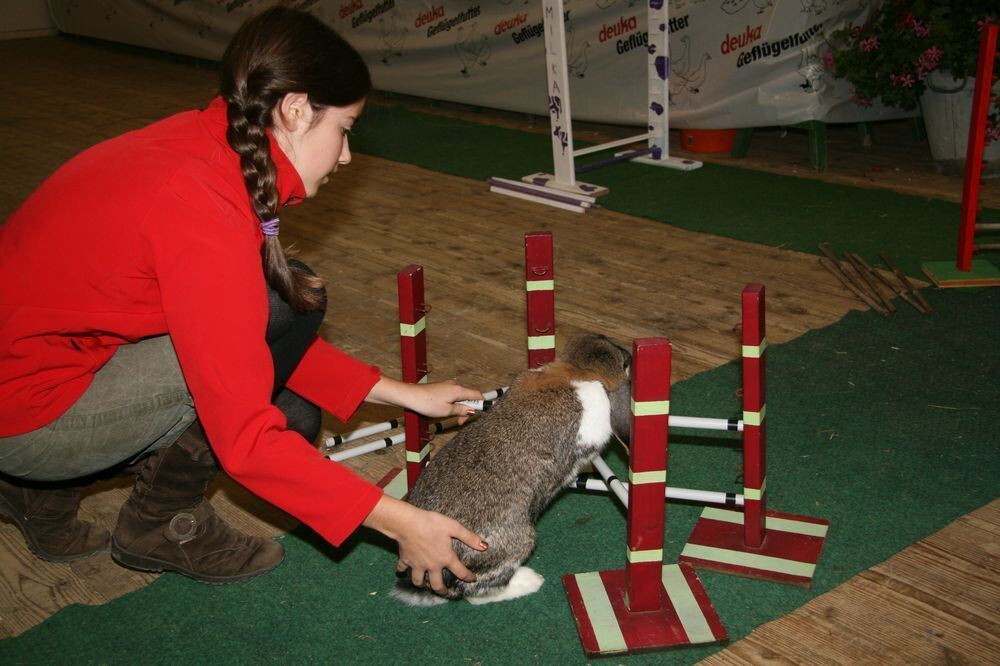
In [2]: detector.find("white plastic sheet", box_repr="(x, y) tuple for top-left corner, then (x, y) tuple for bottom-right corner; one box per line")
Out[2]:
(47, 0), (911, 128)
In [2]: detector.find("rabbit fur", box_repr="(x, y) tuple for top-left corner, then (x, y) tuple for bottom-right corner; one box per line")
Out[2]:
(390, 333), (632, 607)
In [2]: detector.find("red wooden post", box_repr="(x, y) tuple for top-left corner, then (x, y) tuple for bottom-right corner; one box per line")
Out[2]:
(564, 339), (726, 654)
(524, 231), (555, 369)
(681, 284), (827, 587)
(956, 24), (998, 271)
(626, 338), (671, 612)
(398, 265), (430, 490)
(741, 284), (766, 547)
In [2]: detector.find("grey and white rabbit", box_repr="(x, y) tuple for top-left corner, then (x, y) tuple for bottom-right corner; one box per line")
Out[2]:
(390, 333), (632, 606)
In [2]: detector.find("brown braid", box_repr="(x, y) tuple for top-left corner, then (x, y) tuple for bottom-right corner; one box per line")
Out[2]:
(224, 98), (322, 311)
(219, 7), (371, 312)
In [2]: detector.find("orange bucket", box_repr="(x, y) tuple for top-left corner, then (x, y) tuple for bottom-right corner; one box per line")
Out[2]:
(680, 128), (737, 153)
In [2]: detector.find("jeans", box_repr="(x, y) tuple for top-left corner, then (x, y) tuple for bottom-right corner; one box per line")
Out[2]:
(0, 261), (324, 481)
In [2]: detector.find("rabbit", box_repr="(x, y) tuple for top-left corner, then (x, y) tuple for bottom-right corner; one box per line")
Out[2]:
(390, 333), (632, 607)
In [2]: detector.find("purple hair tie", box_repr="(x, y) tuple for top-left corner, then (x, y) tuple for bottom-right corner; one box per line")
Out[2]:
(260, 218), (280, 237)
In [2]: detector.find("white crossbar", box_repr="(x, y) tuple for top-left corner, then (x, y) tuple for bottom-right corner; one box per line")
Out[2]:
(591, 456), (630, 508)
(323, 387), (506, 449)
(573, 133), (656, 158)
(575, 477), (744, 507)
(670, 415), (743, 432)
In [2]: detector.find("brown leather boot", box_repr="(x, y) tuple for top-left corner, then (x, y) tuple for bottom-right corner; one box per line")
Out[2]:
(0, 475), (110, 562)
(111, 422), (284, 584)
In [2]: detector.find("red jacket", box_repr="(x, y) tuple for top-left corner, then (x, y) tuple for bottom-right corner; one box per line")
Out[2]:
(0, 98), (384, 546)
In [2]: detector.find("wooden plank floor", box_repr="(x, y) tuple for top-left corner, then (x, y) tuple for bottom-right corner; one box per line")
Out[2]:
(702, 499), (1000, 665)
(0, 35), (996, 665)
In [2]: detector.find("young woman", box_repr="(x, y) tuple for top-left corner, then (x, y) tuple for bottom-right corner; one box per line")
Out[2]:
(0, 7), (486, 594)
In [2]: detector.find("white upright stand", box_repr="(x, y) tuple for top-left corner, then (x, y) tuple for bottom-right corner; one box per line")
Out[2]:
(490, 0), (702, 213)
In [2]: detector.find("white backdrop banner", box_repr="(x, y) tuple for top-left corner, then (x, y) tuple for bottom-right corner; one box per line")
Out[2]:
(47, 0), (909, 128)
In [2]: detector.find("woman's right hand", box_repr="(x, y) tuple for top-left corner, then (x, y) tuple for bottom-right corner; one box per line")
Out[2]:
(362, 495), (487, 595)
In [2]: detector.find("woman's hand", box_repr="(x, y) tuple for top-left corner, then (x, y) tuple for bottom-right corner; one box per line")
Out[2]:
(363, 495), (487, 595)
(367, 377), (483, 425)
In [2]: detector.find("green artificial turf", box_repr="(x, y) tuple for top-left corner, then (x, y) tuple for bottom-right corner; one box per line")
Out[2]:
(348, 104), (999, 280)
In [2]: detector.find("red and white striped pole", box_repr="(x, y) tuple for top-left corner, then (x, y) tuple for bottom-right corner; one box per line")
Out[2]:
(625, 338), (671, 612)
(524, 231), (555, 369)
(398, 265), (430, 490)
(741, 284), (767, 547)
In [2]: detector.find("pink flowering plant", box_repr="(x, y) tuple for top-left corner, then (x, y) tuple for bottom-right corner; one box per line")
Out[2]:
(830, 1), (998, 138)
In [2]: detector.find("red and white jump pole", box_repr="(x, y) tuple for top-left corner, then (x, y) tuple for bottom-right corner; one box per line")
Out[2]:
(397, 265), (430, 491)
(563, 338), (726, 656)
(680, 284), (829, 587)
(741, 284), (767, 547)
(524, 231), (556, 369)
(625, 339), (671, 611)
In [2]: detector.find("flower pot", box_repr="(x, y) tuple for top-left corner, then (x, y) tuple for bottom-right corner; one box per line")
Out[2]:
(680, 129), (737, 154)
(919, 70), (999, 179)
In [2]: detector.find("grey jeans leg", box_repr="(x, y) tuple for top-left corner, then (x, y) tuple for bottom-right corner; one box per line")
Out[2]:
(0, 335), (195, 481)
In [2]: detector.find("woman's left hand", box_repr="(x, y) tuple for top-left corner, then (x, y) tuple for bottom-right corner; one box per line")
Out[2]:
(367, 377), (483, 425)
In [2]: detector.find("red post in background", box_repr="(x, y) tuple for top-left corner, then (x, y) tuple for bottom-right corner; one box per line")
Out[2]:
(524, 231), (555, 369)
(741, 284), (766, 547)
(957, 23), (998, 271)
(398, 265), (430, 489)
(626, 338), (671, 612)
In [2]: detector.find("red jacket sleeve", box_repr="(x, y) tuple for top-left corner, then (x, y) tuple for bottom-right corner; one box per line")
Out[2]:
(144, 170), (382, 546)
(286, 337), (381, 422)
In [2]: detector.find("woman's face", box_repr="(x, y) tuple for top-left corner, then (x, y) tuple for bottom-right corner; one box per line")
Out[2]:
(274, 95), (365, 198)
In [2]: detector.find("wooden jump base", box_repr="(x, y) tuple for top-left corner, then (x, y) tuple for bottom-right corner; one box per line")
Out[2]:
(922, 24), (1000, 288)
(490, 0), (700, 213)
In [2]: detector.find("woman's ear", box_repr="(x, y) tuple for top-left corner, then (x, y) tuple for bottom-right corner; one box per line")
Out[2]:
(274, 92), (310, 132)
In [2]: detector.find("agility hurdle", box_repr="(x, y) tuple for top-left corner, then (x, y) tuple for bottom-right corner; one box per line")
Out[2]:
(325, 230), (555, 458)
(678, 285), (829, 587)
(563, 339), (727, 656)
(490, 0), (701, 212)
(329, 232), (558, 496)
(329, 234), (828, 561)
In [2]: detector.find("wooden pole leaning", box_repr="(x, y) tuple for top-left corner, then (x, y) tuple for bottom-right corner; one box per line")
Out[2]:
(397, 265), (430, 490)
(680, 284), (830, 587)
(563, 339), (727, 657)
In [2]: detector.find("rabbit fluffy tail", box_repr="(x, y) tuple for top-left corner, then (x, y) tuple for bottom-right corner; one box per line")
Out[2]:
(466, 566), (544, 605)
(389, 567), (544, 607)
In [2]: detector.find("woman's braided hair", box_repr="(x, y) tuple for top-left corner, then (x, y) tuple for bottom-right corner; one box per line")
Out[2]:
(220, 7), (371, 311)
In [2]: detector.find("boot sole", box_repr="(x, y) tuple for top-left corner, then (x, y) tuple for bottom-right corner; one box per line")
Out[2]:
(110, 536), (283, 584)
(0, 495), (109, 563)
